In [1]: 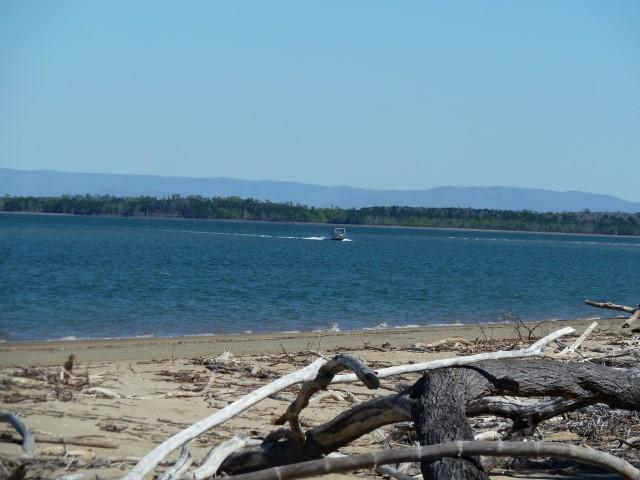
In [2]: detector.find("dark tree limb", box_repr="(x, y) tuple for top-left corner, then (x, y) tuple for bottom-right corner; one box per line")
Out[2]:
(467, 396), (593, 434)
(221, 441), (640, 480)
(446, 358), (640, 409)
(274, 355), (379, 444)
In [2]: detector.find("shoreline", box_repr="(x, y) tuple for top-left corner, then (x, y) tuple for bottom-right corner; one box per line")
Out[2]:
(0, 317), (618, 366)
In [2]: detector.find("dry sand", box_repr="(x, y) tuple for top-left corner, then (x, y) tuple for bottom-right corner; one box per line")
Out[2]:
(0, 318), (637, 480)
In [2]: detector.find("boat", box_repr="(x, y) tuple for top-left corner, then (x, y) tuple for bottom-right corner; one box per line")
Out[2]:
(328, 227), (347, 241)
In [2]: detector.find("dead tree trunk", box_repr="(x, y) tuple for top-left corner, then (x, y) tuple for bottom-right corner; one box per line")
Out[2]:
(411, 368), (488, 479)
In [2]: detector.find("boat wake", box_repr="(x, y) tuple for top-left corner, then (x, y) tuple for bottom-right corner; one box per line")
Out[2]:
(146, 228), (348, 241)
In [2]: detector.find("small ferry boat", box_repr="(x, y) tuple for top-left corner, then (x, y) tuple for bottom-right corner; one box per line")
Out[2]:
(329, 227), (347, 241)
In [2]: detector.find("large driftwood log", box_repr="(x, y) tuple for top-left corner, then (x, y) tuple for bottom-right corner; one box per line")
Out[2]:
(221, 442), (640, 480)
(408, 358), (640, 478)
(221, 358), (640, 475)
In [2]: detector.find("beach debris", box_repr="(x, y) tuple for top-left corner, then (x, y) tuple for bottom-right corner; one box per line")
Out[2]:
(559, 321), (599, 355)
(0, 411), (34, 455)
(585, 299), (640, 329)
(191, 435), (262, 480)
(0, 432), (119, 449)
(81, 386), (121, 399)
(215, 350), (234, 363)
(409, 337), (473, 351)
(158, 443), (192, 480)
(63, 354), (75, 373)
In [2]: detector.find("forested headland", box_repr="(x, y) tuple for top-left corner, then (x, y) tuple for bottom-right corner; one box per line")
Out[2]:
(2, 194), (640, 235)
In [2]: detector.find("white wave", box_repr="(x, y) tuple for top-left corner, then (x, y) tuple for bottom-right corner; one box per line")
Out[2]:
(394, 324), (420, 329)
(302, 236), (326, 241)
(363, 322), (390, 330)
(313, 322), (341, 332)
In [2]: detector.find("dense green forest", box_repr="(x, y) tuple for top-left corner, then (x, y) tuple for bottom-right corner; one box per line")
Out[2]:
(2, 194), (640, 235)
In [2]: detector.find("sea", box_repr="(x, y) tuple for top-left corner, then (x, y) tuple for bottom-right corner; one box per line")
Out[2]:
(1, 213), (639, 341)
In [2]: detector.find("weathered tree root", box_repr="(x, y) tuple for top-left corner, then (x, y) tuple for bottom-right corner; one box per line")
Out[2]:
(221, 441), (640, 480)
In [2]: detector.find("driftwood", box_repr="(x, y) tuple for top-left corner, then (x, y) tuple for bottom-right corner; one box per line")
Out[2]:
(220, 358), (639, 475)
(221, 441), (640, 480)
(0, 411), (34, 455)
(585, 299), (640, 328)
(122, 358), (328, 480)
(560, 320), (598, 354)
(274, 355), (379, 443)
(0, 433), (118, 449)
(159, 444), (192, 480)
(407, 358), (640, 479)
(126, 328), (574, 480)
(191, 436), (262, 480)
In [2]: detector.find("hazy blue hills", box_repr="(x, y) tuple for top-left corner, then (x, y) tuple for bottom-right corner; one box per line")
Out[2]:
(2, 168), (639, 213)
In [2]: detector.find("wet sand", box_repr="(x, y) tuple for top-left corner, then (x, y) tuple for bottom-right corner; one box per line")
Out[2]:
(0, 317), (612, 366)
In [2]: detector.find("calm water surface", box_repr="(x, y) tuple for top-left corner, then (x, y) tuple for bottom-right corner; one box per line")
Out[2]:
(1, 213), (639, 340)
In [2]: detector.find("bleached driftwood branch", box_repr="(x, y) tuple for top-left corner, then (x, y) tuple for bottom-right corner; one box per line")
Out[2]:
(560, 321), (598, 355)
(585, 300), (636, 313)
(81, 386), (121, 399)
(221, 441), (640, 480)
(331, 326), (574, 384)
(585, 299), (640, 328)
(190, 436), (262, 480)
(123, 358), (327, 480)
(0, 411), (34, 455)
(159, 444), (192, 480)
(326, 451), (415, 480)
(126, 328), (573, 480)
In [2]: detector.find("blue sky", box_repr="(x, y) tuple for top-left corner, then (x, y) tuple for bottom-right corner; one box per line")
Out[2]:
(1, 1), (639, 200)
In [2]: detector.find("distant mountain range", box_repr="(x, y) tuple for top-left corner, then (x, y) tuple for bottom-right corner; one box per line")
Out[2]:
(2, 168), (639, 213)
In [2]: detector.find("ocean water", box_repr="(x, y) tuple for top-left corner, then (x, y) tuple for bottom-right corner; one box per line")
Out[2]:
(1, 213), (639, 341)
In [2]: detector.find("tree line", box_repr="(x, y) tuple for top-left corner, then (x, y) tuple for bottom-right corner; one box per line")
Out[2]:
(2, 194), (639, 235)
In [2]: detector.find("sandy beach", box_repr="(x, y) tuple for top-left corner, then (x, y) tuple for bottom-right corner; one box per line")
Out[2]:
(0, 317), (610, 367)
(1, 317), (638, 480)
